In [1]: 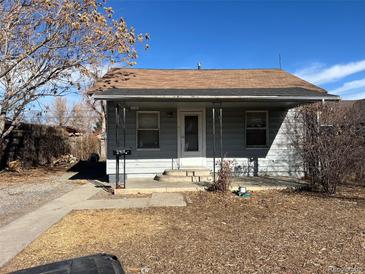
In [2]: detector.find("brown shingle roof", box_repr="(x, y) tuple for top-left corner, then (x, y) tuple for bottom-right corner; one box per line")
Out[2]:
(88, 68), (327, 94)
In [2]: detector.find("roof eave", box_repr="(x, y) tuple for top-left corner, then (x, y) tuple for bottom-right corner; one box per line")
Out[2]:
(93, 94), (340, 101)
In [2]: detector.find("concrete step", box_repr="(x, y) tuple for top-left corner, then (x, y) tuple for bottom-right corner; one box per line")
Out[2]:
(155, 175), (192, 183)
(155, 175), (213, 183)
(191, 176), (213, 183)
(163, 169), (211, 177)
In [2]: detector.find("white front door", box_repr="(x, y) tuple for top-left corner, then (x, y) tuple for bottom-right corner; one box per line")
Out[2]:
(178, 109), (206, 167)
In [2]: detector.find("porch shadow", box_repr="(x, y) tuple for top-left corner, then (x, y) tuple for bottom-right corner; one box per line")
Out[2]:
(67, 160), (108, 182)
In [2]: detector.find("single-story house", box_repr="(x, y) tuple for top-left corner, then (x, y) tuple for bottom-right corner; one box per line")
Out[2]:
(89, 68), (339, 185)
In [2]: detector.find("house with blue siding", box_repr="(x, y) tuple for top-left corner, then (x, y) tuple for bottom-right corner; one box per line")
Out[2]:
(89, 68), (339, 186)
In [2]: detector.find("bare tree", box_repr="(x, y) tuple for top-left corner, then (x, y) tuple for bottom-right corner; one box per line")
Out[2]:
(50, 97), (70, 127)
(44, 96), (98, 132)
(24, 110), (44, 125)
(81, 65), (108, 158)
(83, 66), (108, 134)
(69, 101), (98, 132)
(0, 0), (148, 142)
(289, 102), (365, 194)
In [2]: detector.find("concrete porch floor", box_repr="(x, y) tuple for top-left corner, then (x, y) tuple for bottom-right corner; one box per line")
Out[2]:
(114, 178), (206, 194)
(230, 176), (307, 191)
(113, 176), (307, 194)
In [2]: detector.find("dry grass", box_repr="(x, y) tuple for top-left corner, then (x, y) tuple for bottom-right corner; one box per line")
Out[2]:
(2, 185), (365, 274)
(0, 167), (86, 187)
(2, 211), (165, 273)
(0, 167), (66, 186)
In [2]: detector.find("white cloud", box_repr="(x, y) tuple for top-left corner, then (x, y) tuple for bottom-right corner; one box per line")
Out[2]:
(332, 78), (365, 94)
(295, 59), (365, 85)
(339, 90), (365, 100)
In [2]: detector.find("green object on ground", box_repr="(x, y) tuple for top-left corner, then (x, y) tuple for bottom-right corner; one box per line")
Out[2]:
(238, 192), (252, 198)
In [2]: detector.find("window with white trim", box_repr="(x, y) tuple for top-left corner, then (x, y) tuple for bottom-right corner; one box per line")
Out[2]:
(245, 111), (268, 148)
(136, 111), (160, 149)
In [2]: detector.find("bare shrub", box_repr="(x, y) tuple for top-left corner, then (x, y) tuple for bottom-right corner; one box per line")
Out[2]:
(289, 102), (365, 194)
(209, 160), (234, 192)
(69, 134), (100, 161)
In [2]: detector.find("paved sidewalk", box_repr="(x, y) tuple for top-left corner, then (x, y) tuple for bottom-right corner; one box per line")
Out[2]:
(75, 192), (186, 209)
(0, 183), (99, 268)
(0, 183), (186, 268)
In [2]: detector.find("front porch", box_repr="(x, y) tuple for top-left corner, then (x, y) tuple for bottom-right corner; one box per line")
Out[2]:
(106, 101), (307, 183)
(90, 68), (339, 188)
(113, 175), (307, 195)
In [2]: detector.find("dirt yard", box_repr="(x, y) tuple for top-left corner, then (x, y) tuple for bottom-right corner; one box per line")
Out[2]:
(0, 167), (67, 187)
(0, 167), (84, 227)
(2, 184), (365, 274)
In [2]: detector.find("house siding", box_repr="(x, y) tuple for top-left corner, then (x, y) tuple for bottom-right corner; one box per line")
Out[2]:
(106, 102), (303, 178)
(106, 102), (179, 177)
(205, 107), (302, 177)
(107, 101), (178, 159)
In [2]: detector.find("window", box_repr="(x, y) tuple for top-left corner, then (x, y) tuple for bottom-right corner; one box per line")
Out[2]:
(136, 111), (160, 149)
(245, 111), (268, 148)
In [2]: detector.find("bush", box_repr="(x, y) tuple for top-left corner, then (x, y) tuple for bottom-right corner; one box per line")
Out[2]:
(209, 160), (233, 192)
(289, 102), (365, 194)
(69, 134), (100, 161)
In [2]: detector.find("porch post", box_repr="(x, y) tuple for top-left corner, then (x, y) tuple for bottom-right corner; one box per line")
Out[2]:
(219, 106), (223, 168)
(212, 106), (216, 184)
(114, 104), (120, 189)
(122, 105), (126, 188)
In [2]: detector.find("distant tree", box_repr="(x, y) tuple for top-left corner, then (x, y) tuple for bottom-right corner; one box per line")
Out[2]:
(44, 96), (98, 132)
(68, 103), (84, 131)
(69, 101), (97, 132)
(51, 97), (70, 127)
(24, 110), (44, 125)
(0, 0), (149, 142)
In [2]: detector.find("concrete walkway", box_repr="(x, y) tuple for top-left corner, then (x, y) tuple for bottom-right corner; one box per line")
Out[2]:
(75, 192), (186, 209)
(0, 183), (186, 268)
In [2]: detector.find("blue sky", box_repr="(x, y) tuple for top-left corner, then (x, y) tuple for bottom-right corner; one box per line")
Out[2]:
(105, 0), (365, 100)
(60, 0), (365, 109)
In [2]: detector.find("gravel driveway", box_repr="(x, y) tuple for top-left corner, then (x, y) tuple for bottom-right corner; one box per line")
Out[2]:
(0, 172), (79, 227)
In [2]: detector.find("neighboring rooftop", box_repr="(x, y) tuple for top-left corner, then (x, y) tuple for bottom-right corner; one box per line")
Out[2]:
(88, 68), (328, 94)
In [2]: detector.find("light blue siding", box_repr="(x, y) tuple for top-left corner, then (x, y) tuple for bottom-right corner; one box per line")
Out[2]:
(107, 101), (178, 160)
(106, 102), (303, 178)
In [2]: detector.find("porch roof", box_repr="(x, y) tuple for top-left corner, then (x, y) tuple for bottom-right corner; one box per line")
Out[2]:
(89, 68), (339, 102)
